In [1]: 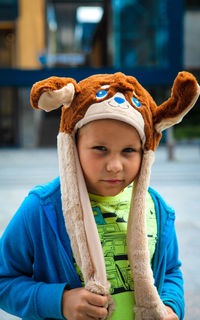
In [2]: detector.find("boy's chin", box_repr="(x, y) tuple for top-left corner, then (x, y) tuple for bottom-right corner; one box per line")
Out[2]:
(89, 186), (125, 197)
(103, 191), (123, 197)
(87, 180), (131, 197)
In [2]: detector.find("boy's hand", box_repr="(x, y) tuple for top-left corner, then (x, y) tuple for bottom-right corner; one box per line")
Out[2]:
(161, 305), (179, 320)
(62, 287), (108, 320)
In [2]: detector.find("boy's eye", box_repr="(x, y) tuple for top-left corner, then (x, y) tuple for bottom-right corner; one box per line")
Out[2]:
(123, 147), (135, 153)
(132, 97), (141, 108)
(96, 90), (108, 99)
(92, 146), (107, 151)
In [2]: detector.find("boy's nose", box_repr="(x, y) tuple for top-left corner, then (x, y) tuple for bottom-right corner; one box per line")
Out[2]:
(114, 96), (125, 104)
(106, 157), (123, 173)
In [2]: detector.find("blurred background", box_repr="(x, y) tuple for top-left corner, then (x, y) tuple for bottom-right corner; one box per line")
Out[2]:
(0, 0), (199, 149)
(0, 1), (200, 320)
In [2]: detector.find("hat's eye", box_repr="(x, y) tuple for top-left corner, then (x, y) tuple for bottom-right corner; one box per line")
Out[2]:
(96, 90), (108, 99)
(132, 97), (141, 108)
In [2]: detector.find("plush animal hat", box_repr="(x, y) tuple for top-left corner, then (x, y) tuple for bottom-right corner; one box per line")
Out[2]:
(31, 71), (199, 319)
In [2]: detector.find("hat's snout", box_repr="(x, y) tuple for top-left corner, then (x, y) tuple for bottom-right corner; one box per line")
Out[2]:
(108, 93), (129, 109)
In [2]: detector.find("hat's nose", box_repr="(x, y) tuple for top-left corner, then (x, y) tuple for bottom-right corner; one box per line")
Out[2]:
(114, 96), (125, 104)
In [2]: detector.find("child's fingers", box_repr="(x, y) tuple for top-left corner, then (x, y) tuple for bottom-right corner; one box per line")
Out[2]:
(86, 291), (108, 308)
(86, 291), (108, 319)
(86, 303), (108, 319)
(62, 288), (108, 320)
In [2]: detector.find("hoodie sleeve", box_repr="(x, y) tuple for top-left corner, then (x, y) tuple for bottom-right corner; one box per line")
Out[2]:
(150, 187), (185, 320)
(0, 194), (66, 320)
(160, 230), (184, 320)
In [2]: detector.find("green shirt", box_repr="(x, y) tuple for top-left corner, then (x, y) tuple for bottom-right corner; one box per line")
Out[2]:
(75, 184), (157, 319)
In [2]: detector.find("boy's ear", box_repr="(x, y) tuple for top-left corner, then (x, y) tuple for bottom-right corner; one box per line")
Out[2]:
(30, 76), (79, 112)
(153, 71), (200, 132)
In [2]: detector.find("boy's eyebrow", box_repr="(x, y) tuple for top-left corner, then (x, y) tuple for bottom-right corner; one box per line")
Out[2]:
(90, 140), (107, 145)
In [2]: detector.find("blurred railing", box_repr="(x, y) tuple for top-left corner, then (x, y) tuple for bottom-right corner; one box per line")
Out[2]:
(0, 67), (181, 87)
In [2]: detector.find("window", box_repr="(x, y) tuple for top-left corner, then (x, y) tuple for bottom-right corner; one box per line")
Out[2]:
(43, 1), (106, 67)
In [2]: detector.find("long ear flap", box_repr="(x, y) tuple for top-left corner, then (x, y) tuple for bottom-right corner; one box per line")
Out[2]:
(30, 76), (79, 112)
(153, 71), (200, 132)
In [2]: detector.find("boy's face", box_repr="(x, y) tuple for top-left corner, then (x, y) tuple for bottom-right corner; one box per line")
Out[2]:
(77, 119), (142, 196)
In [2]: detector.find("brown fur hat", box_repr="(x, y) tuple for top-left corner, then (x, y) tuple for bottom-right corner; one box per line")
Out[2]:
(31, 71), (199, 320)
(31, 71), (199, 150)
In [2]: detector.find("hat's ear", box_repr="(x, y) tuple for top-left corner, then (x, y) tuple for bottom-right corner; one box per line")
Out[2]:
(30, 76), (79, 112)
(153, 71), (200, 132)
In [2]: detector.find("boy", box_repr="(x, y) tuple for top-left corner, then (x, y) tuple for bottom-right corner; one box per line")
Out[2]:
(0, 71), (199, 320)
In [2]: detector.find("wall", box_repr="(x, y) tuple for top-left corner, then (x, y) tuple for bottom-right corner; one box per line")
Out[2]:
(16, 0), (45, 68)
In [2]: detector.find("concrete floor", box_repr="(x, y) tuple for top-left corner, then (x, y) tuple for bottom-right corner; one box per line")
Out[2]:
(0, 144), (200, 319)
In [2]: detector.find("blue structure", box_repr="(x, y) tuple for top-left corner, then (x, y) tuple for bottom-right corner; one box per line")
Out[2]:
(0, 0), (18, 21)
(0, 0), (184, 147)
(0, 0), (183, 87)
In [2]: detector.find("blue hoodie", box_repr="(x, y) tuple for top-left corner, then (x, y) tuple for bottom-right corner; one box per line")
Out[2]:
(0, 177), (184, 320)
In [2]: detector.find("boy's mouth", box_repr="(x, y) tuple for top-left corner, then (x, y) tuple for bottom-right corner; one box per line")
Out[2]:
(101, 179), (123, 185)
